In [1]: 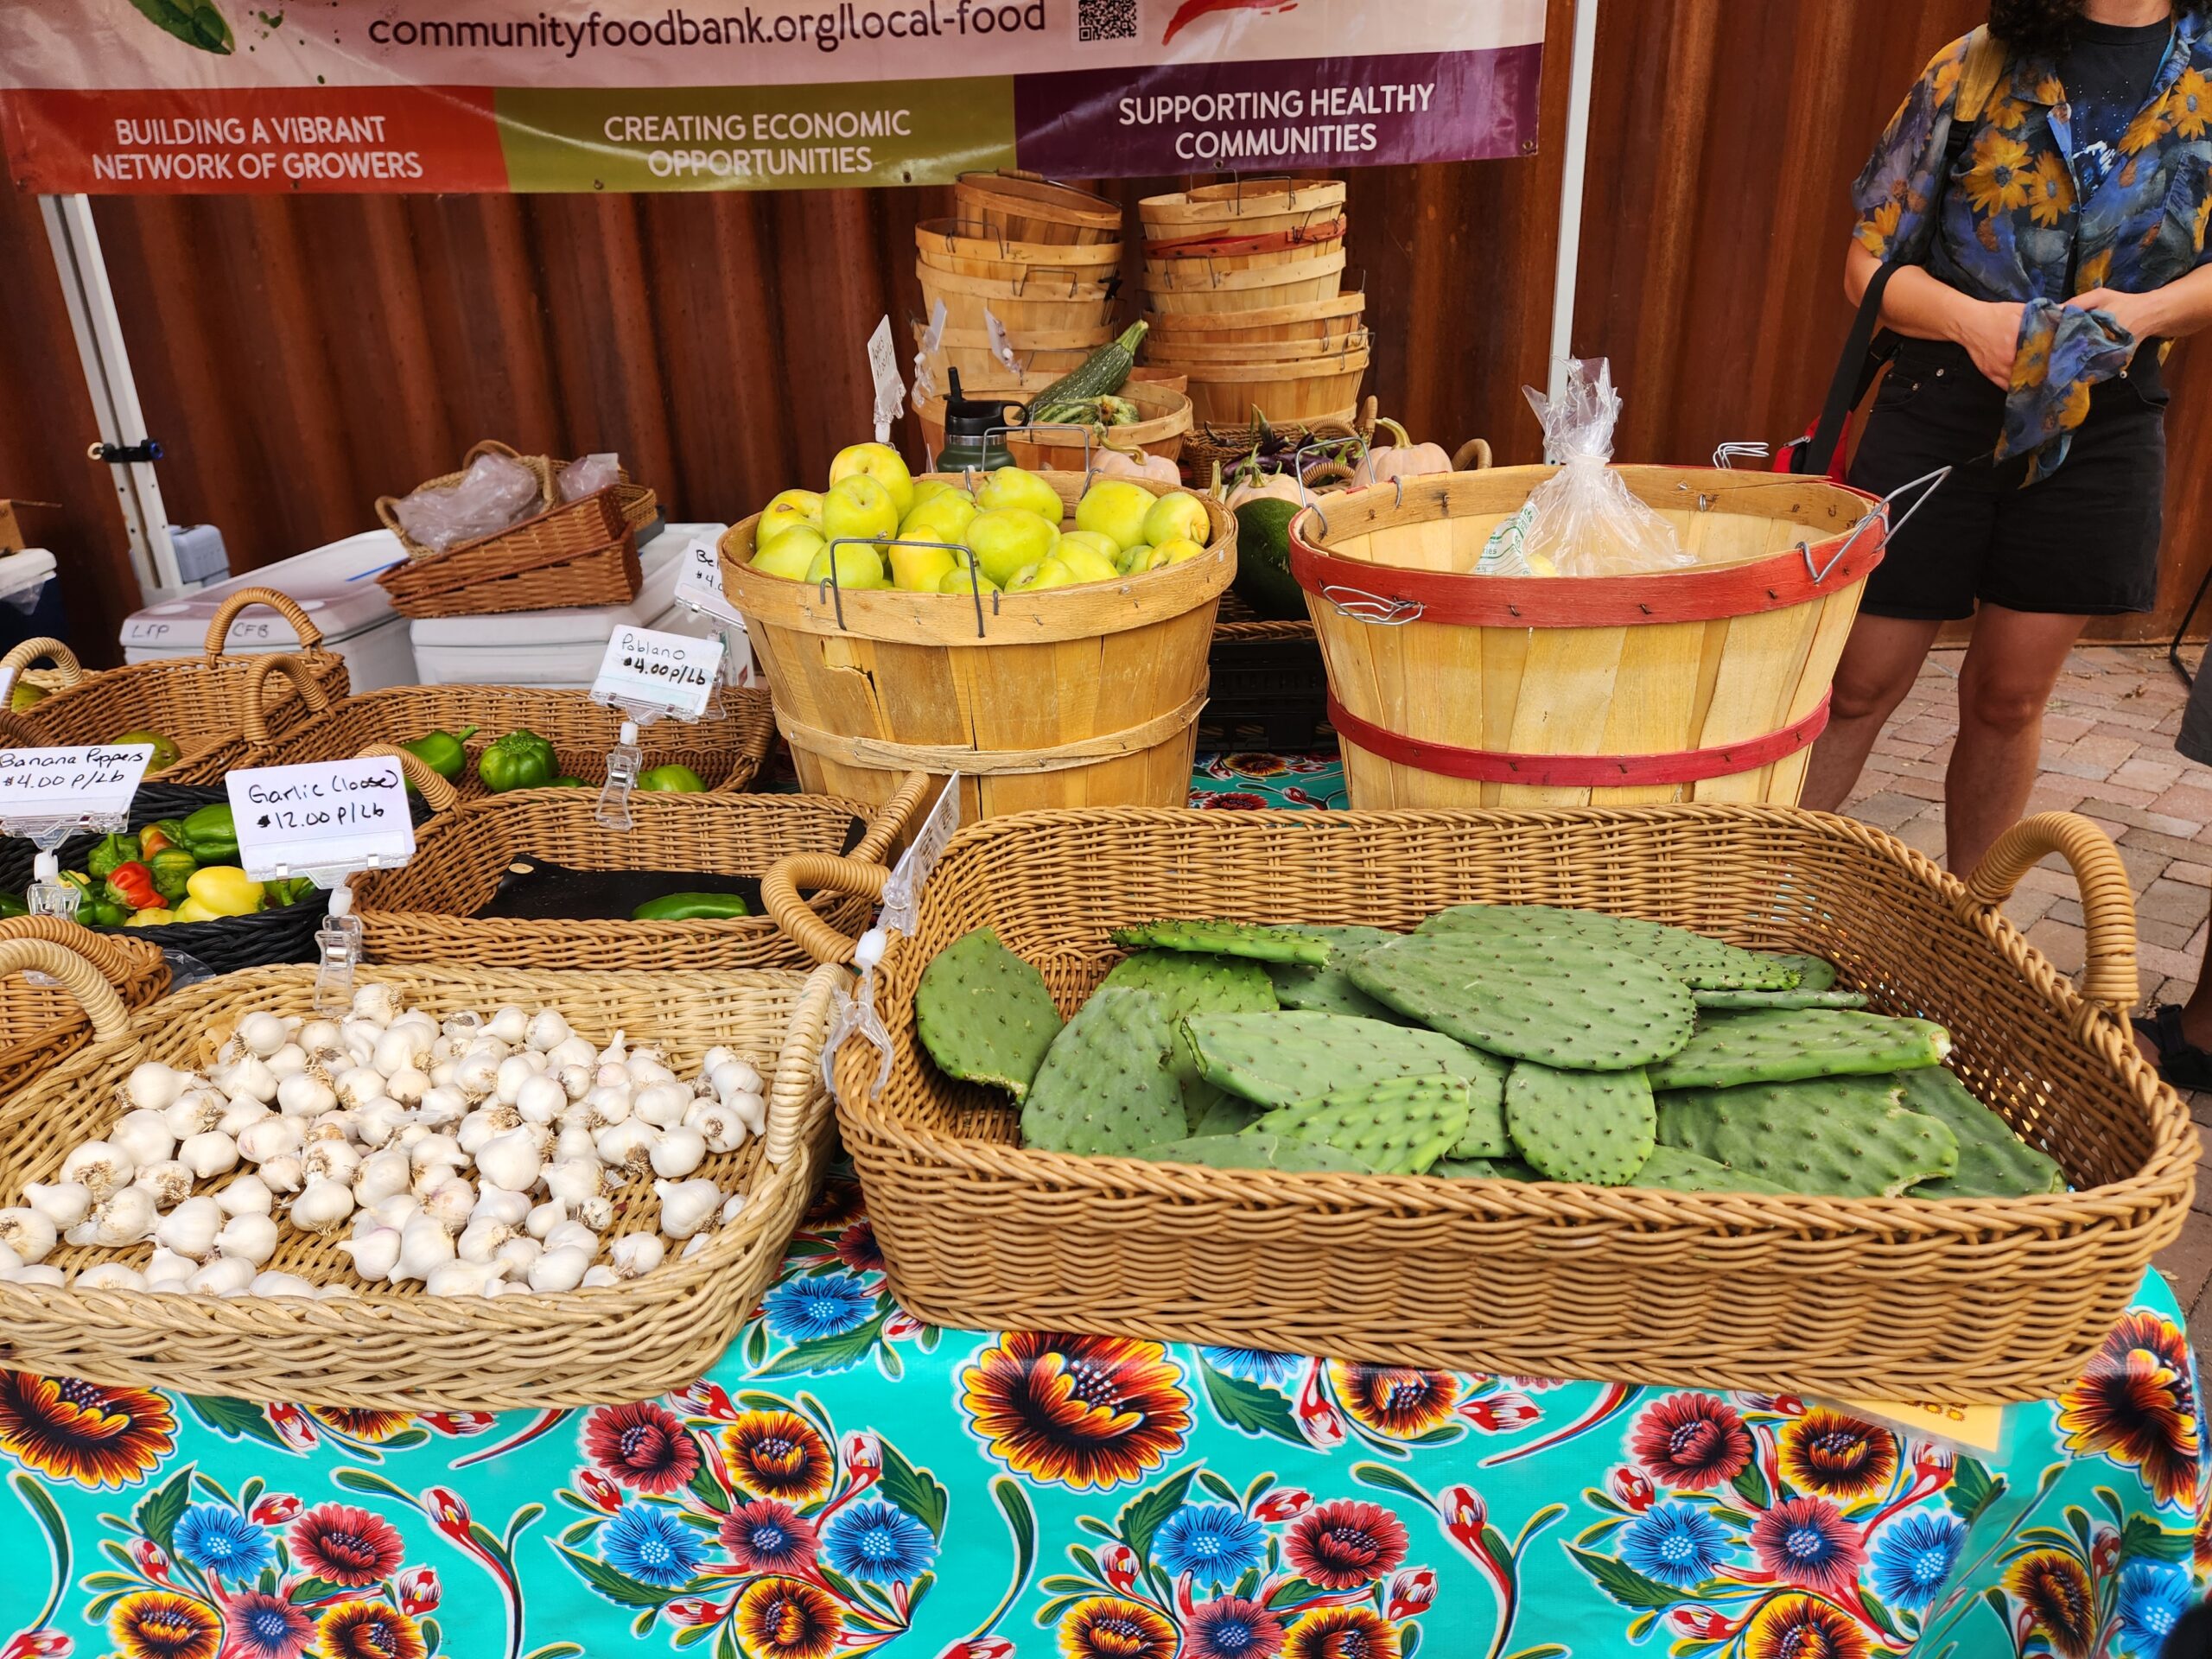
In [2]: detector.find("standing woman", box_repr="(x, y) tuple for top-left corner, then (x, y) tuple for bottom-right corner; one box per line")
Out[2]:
(1801, 0), (2212, 877)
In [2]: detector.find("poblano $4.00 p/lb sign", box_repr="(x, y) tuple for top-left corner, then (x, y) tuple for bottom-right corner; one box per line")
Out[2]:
(226, 755), (416, 880)
(594, 624), (723, 719)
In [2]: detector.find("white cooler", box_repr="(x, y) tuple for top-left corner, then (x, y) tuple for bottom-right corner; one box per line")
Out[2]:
(120, 531), (418, 690)
(407, 523), (729, 689)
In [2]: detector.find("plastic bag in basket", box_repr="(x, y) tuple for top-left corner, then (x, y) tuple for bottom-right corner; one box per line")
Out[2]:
(1484, 358), (1691, 577)
(392, 451), (541, 554)
(559, 452), (622, 501)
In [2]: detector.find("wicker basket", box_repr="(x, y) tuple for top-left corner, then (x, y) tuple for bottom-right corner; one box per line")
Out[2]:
(764, 806), (2196, 1402)
(1200, 591), (1329, 749)
(0, 953), (848, 1408)
(0, 636), (91, 702)
(347, 775), (925, 971)
(0, 920), (168, 1100)
(1179, 398), (1378, 487)
(15, 590), (350, 783)
(253, 683), (779, 796)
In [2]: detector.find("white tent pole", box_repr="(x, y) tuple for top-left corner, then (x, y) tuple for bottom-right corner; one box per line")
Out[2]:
(1547, 0), (1600, 402)
(39, 193), (181, 602)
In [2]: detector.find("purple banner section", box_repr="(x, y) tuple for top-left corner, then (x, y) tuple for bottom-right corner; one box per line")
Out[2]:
(1012, 43), (1540, 177)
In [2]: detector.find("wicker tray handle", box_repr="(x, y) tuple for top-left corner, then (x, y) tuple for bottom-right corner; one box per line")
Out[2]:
(765, 962), (849, 1166)
(760, 773), (936, 966)
(0, 938), (132, 1041)
(0, 915), (160, 991)
(0, 710), (42, 748)
(205, 588), (325, 656)
(353, 745), (459, 813)
(239, 653), (335, 745)
(1961, 811), (2139, 1013)
(1452, 438), (1494, 471)
(0, 637), (84, 686)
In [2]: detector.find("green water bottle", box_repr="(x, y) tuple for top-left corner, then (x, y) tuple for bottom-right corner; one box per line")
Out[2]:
(935, 371), (1024, 474)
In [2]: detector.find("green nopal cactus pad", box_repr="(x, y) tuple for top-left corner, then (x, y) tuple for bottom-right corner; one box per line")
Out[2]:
(1100, 950), (1279, 1124)
(1503, 1062), (1656, 1185)
(1654, 1075), (1957, 1196)
(1266, 925), (1408, 1020)
(1644, 1008), (1951, 1091)
(1419, 905), (1798, 990)
(1629, 1145), (1791, 1194)
(1897, 1068), (2068, 1198)
(915, 926), (1065, 1099)
(1764, 953), (1840, 991)
(1184, 1010), (1491, 1108)
(1694, 988), (1871, 1011)
(1434, 1155), (1542, 1181)
(1441, 1044), (1511, 1158)
(1020, 988), (1186, 1158)
(1345, 925), (1696, 1071)
(1109, 918), (1330, 965)
(1249, 1075), (1471, 1175)
(1186, 1085), (1263, 1138)
(1142, 1134), (1381, 1174)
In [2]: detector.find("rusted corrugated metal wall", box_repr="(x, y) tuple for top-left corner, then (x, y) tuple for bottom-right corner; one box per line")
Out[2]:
(5, 0), (2203, 666)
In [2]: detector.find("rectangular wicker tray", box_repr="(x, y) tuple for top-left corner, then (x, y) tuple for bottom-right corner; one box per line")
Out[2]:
(801, 804), (2194, 1402)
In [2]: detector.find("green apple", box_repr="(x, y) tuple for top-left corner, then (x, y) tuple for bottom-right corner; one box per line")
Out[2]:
(751, 526), (824, 580)
(1155, 536), (1208, 565)
(1052, 540), (1121, 584)
(1141, 491), (1211, 550)
(1009, 557), (1080, 591)
(901, 493), (978, 544)
(1056, 530), (1122, 563)
(1074, 480), (1157, 551)
(938, 565), (999, 595)
(828, 442), (915, 518)
(888, 542), (957, 591)
(976, 467), (1066, 524)
(1116, 543), (1163, 574)
(908, 479), (968, 513)
(966, 507), (1060, 587)
(759, 488), (823, 544)
(805, 541), (891, 590)
(820, 475), (899, 543)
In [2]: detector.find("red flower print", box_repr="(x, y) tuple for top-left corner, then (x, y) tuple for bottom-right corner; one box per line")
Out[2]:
(583, 1402), (702, 1496)
(288, 1504), (404, 1587)
(397, 1566), (441, 1616)
(1631, 1393), (1751, 1491)
(666, 1599), (726, 1628)
(1749, 1495), (1866, 1600)
(1460, 1393), (1539, 1433)
(720, 1500), (819, 1575)
(1670, 1607), (1732, 1640)
(0, 1372), (176, 1490)
(1285, 1500), (1409, 1591)
(834, 1220), (884, 1274)
(248, 1493), (301, 1525)
(1098, 1541), (1139, 1592)
(1251, 1489), (1311, 1522)
(675, 1382), (741, 1423)
(129, 1538), (174, 1586)
(1384, 1568), (1436, 1619)
(1440, 1485), (1486, 1554)
(1778, 1409), (1897, 1499)
(2056, 1311), (2202, 1507)
(577, 1470), (623, 1513)
(1185, 1596), (1286, 1659)
(1281, 1607), (1400, 1659)
(1611, 1468), (1655, 1512)
(1743, 1595), (1869, 1659)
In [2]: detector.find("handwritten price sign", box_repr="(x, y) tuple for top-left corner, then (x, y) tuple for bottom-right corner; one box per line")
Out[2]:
(0, 744), (152, 823)
(592, 625), (724, 719)
(226, 755), (416, 881)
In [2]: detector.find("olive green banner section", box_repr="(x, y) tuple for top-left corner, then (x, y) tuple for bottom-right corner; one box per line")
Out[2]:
(495, 80), (1014, 190)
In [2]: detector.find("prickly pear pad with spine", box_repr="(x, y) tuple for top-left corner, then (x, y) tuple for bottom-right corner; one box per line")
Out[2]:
(1898, 1067), (2068, 1198)
(1420, 905), (1800, 990)
(1248, 1075), (1471, 1175)
(1101, 950), (1279, 1125)
(1654, 1075), (1957, 1197)
(1434, 1154), (1541, 1181)
(1109, 918), (1330, 965)
(1346, 925), (1697, 1071)
(1764, 953), (1840, 991)
(915, 925), (1065, 1100)
(1266, 925), (1408, 1020)
(1187, 1086), (1262, 1138)
(1142, 1134), (1381, 1174)
(1441, 1044), (1511, 1158)
(1644, 1008), (1951, 1091)
(1020, 987), (1186, 1158)
(1694, 988), (1870, 1011)
(1185, 1010), (1493, 1109)
(1503, 1062), (1656, 1185)
(1630, 1145), (1791, 1194)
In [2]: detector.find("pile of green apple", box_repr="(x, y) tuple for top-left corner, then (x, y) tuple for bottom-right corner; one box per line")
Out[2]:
(748, 443), (1212, 594)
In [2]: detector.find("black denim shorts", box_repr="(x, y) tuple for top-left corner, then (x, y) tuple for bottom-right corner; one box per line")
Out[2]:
(1847, 338), (2166, 621)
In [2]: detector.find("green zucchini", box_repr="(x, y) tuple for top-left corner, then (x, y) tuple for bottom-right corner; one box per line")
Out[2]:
(1026, 321), (1147, 411)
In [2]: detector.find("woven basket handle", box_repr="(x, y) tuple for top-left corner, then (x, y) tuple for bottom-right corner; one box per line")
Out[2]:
(762, 855), (890, 966)
(0, 914), (156, 990)
(0, 709), (43, 747)
(1961, 811), (2139, 1013)
(206, 587), (324, 655)
(763, 961), (850, 1167)
(240, 653), (334, 745)
(353, 744), (457, 813)
(0, 938), (133, 1041)
(0, 637), (84, 686)
(1452, 438), (1493, 471)
(850, 771), (938, 866)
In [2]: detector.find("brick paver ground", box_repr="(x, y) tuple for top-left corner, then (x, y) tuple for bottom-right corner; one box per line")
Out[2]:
(1842, 643), (2212, 1376)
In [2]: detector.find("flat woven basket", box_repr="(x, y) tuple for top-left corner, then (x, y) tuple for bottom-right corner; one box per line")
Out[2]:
(765, 805), (2196, 1402)
(0, 953), (848, 1408)
(0, 920), (168, 1100)
(348, 775), (925, 972)
(0, 636), (92, 701)
(254, 683), (778, 796)
(14, 589), (350, 784)
(1178, 395), (1377, 487)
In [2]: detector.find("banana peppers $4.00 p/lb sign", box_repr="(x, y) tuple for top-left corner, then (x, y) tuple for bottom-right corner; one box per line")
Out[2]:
(0, 0), (1542, 192)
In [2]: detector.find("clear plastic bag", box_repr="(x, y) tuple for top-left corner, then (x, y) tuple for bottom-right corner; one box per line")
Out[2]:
(1502, 358), (1690, 577)
(392, 451), (542, 553)
(558, 452), (622, 501)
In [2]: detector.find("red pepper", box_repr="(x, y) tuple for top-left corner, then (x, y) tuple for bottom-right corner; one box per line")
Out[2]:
(104, 861), (161, 912)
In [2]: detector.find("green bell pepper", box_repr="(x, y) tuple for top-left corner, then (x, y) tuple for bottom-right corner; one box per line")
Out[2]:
(637, 764), (709, 793)
(86, 831), (142, 880)
(477, 730), (557, 793)
(270, 875), (321, 907)
(630, 891), (752, 921)
(179, 804), (238, 862)
(0, 892), (27, 919)
(401, 726), (479, 781)
(147, 849), (200, 903)
(549, 775), (588, 787)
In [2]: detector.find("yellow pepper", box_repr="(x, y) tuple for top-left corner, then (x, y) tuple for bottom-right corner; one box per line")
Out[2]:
(124, 907), (175, 926)
(184, 867), (264, 918)
(173, 897), (218, 924)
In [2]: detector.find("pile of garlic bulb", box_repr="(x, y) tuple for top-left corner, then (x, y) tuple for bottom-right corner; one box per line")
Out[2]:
(0, 982), (766, 1300)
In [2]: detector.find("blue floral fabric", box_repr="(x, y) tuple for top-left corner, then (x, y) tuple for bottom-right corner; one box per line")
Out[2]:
(1852, 11), (2212, 477)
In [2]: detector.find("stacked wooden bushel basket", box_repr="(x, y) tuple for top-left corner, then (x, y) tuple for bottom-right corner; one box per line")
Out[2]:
(1139, 179), (1370, 426)
(912, 172), (1124, 388)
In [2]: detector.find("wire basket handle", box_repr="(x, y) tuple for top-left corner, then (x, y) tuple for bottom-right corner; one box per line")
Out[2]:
(206, 588), (325, 655)
(240, 652), (334, 744)
(354, 745), (459, 814)
(1960, 811), (2139, 1014)
(764, 961), (851, 1167)
(0, 638), (85, 687)
(0, 937), (133, 1041)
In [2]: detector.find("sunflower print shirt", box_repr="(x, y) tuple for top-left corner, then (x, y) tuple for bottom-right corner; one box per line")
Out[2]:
(1852, 11), (2212, 479)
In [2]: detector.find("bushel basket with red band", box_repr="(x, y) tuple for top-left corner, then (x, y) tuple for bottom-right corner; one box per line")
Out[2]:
(1287, 467), (1884, 809)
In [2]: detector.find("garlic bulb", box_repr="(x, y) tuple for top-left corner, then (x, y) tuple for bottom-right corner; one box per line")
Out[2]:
(543, 1218), (601, 1256)
(156, 1196), (222, 1259)
(575, 1194), (614, 1232)
(581, 1265), (620, 1288)
(163, 1091), (225, 1138)
(276, 1073), (336, 1117)
(526, 1008), (571, 1052)
(3, 1263), (66, 1288)
(132, 1160), (194, 1210)
(78, 1263), (148, 1292)
(24, 1181), (92, 1229)
(333, 1065), (387, 1109)
(251, 1270), (318, 1298)
(178, 1131), (239, 1179)
(598, 1029), (628, 1067)
(352, 983), (400, 1025)
(353, 1099), (407, 1149)
(290, 1179), (355, 1233)
(236, 1115), (303, 1165)
(266, 1043), (309, 1083)
(549, 1033), (597, 1068)
(475, 1129), (543, 1194)
(609, 1232), (665, 1279)
(384, 1065), (430, 1107)
(582, 1084), (632, 1128)
(712, 1058), (764, 1098)
(654, 1178), (721, 1239)
(683, 1232), (711, 1258)
(425, 1259), (504, 1297)
(340, 1227), (401, 1281)
(219, 1055), (278, 1103)
(147, 1246), (201, 1283)
(352, 1148), (411, 1206)
(525, 1198), (568, 1239)
(111, 1108), (176, 1168)
(409, 1133), (463, 1172)
(542, 1158), (603, 1208)
(237, 1011), (289, 1058)
(456, 1217), (515, 1264)
(372, 1027), (427, 1077)
(422, 1179), (476, 1232)
(188, 1257), (256, 1295)
(258, 1154), (305, 1194)
(453, 1051), (499, 1100)
(302, 1139), (360, 1185)
(528, 1243), (591, 1292)
(391, 1214), (454, 1283)
(730, 1092), (768, 1139)
(369, 1192), (421, 1231)
(554, 1125), (597, 1165)
(298, 1019), (343, 1056)
(493, 1055), (537, 1105)
(473, 1185), (531, 1227)
(686, 1099), (747, 1154)
(87, 1187), (158, 1247)
(594, 1119), (656, 1173)
(216, 1211), (278, 1265)
(0, 1207), (58, 1264)
(650, 1126), (707, 1179)
(216, 1173), (274, 1217)
(125, 1061), (188, 1111)
(219, 1097), (272, 1136)
(719, 1192), (746, 1225)
(514, 1073), (565, 1124)
(633, 1082), (692, 1128)
(415, 1085), (467, 1128)
(61, 1140), (133, 1197)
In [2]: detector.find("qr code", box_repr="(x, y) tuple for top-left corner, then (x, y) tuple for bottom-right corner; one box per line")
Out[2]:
(1078, 0), (1137, 42)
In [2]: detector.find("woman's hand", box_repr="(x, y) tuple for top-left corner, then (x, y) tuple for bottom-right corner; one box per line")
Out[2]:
(2070, 286), (2164, 342)
(1953, 298), (2026, 388)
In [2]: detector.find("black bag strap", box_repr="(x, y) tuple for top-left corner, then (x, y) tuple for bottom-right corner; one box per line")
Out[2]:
(1799, 262), (1904, 475)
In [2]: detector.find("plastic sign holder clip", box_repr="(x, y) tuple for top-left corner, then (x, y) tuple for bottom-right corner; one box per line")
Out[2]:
(596, 721), (644, 832)
(313, 881), (367, 1015)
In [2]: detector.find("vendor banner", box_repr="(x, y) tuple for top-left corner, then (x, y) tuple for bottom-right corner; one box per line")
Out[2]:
(0, 0), (1542, 193)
